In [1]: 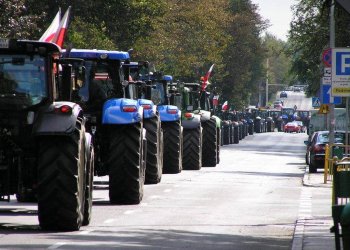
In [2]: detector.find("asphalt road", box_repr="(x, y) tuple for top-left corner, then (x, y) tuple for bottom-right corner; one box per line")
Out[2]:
(278, 90), (312, 110)
(0, 129), (309, 250)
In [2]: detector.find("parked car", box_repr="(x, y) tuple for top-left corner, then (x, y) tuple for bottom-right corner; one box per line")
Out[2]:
(304, 131), (348, 173)
(280, 91), (288, 98)
(284, 122), (301, 133)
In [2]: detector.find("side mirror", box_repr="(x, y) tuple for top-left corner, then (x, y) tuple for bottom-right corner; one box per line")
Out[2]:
(304, 140), (310, 146)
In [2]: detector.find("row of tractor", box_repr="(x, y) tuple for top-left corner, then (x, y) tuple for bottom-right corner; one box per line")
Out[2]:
(0, 39), (222, 231)
(216, 106), (308, 142)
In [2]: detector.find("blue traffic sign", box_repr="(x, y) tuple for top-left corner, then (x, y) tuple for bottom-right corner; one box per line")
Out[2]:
(322, 85), (341, 104)
(312, 97), (321, 107)
(335, 51), (350, 75)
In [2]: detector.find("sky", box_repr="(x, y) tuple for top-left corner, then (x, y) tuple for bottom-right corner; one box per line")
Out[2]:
(251, 0), (297, 41)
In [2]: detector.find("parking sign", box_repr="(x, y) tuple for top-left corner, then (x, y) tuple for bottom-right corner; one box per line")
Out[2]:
(332, 48), (350, 96)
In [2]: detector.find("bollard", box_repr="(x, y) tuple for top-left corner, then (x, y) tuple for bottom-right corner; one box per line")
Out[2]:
(341, 203), (350, 249)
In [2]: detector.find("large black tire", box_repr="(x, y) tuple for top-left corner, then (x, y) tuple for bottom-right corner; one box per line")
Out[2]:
(182, 126), (202, 170)
(229, 124), (234, 144)
(144, 116), (163, 184)
(83, 138), (94, 226)
(309, 163), (317, 173)
(216, 127), (221, 164)
(202, 118), (217, 167)
(162, 121), (182, 174)
(233, 126), (239, 144)
(37, 120), (86, 231)
(248, 124), (254, 135)
(222, 124), (230, 145)
(108, 123), (145, 204)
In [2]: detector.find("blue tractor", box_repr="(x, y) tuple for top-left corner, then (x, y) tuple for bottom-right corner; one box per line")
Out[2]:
(63, 49), (146, 204)
(122, 61), (164, 183)
(125, 62), (182, 174)
(148, 73), (182, 174)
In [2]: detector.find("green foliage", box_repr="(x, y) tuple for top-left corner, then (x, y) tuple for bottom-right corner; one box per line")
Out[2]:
(66, 17), (115, 50)
(0, 0), (287, 110)
(288, 0), (350, 97)
(0, 0), (42, 38)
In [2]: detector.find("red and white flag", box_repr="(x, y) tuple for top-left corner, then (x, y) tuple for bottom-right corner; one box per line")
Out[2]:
(201, 64), (214, 91)
(222, 101), (228, 111)
(53, 6), (71, 48)
(39, 9), (60, 42)
(213, 95), (219, 106)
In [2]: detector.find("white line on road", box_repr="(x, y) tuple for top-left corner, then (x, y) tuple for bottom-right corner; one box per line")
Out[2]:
(78, 229), (93, 235)
(103, 218), (115, 224)
(163, 189), (172, 193)
(48, 242), (66, 249)
(124, 210), (135, 215)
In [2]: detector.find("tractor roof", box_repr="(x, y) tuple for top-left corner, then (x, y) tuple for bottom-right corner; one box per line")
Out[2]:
(66, 49), (129, 60)
(0, 38), (61, 54)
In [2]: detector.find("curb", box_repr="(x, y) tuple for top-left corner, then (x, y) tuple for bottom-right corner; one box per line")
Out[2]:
(291, 168), (309, 250)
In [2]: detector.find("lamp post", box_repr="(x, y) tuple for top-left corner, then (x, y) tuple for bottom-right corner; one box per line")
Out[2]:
(266, 58), (269, 107)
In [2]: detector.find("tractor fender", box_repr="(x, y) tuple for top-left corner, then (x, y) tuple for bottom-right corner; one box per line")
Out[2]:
(138, 99), (156, 119)
(199, 110), (211, 122)
(157, 105), (181, 122)
(211, 115), (222, 128)
(102, 98), (143, 124)
(33, 101), (82, 135)
(182, 113), (201, 129)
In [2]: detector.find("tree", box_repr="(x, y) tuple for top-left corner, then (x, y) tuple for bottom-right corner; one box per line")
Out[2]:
(220, 0), (268, 109)
(288, 0), (350, 97)
(0, 0), (42, 38)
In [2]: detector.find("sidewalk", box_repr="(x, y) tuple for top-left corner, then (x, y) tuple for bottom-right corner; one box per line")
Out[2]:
(292, 168), (335, 250)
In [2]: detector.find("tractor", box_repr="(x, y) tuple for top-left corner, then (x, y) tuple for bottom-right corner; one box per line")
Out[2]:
(0, 39), (93, 231)
(123, 61), (164, 183)
(63, 49), (146, 205)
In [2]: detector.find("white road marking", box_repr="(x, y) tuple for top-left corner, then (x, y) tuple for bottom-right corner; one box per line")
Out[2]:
(124, 210), (135, 215)
(48, 242), (66, 249)
(103, 218), (115, 224)
(163, 189), (172, 193)
(78, 229), (93, 235)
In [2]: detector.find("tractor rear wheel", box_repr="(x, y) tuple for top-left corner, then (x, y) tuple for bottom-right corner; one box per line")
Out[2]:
(202, 118), (217, 167)
(182, 126), (202, 170)
(144, 116), (163, 184)
(162, 121), (182, 174)
(37, 121), (86, 231)
(108, 123), (145, 204)
(83, 137), (94, 226)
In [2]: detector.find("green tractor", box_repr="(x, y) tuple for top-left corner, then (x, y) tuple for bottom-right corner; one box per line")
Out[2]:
(182, 82), (221, 167)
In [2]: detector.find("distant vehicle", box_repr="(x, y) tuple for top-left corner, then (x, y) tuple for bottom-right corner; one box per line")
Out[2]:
(294, 121), (305, 132)
(273, 101), (283, 110)
(294, 87), (301, 92)
(281, 107), (296, 123)
(284, 122), (301, 133)
(295, 110), (310, 129)
(280, 91), (287, 98)
(304, 131), (348, 173)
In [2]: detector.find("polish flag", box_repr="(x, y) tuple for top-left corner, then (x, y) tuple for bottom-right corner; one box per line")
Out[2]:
(53, 6), (71, 48)
(222, 101), (229, 111)
(201, 64), (214, 91)
(39, 9), (60, 42)
(213, 95), (219, 106)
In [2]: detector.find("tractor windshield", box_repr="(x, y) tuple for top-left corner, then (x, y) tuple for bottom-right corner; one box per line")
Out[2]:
(0, 55), (47, 107)
(78, 60), (124, 103)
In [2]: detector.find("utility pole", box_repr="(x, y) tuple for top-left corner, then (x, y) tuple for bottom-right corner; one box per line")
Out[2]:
(329, 0), (335, 145)
(266, 58), (269, 107)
